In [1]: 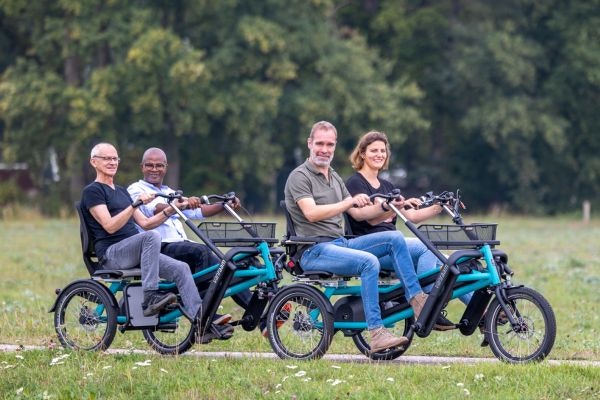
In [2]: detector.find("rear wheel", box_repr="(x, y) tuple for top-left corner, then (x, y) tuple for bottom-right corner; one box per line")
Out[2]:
(484, 287), (556, 363)
(265, 284), (334, 360)
(352, 317), (413, 360)
(54, 281), (118, 351)
(142, 315), (195, 355)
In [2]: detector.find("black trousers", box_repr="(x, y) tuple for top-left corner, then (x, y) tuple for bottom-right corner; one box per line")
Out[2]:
(161, 241), (252, 309)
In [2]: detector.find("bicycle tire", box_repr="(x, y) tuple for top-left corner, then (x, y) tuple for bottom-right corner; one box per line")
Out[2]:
(142, 316), (195, 355)
(484, 286), (556, 363)
(265, 284), (334, 360)
(54, 281), (118, 351)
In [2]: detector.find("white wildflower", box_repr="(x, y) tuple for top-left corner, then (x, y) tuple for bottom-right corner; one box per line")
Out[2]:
(50, 354), (69, 366)
(474, 373), (484, 381)
(386, 377), (394, 382)
(457, 382), (464, 387)
(15, 355), (24, 360)
(134, 360), (152, 367)
(331, 365), (341, 369)
(286, 365), (298, 369)
(16, 387), (24, 396)
(160, 368), (168, 374)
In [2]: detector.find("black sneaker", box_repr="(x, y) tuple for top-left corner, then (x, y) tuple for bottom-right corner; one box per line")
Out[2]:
(142, 291), (177, 317)
(433, 311), (456, 331)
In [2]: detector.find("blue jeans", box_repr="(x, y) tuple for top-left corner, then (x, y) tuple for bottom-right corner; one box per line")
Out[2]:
(300, 231), (423, 330)
(381, 237), (472, 305)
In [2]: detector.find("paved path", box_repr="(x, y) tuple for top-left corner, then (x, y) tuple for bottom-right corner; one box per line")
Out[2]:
(1, 344), (598, 366)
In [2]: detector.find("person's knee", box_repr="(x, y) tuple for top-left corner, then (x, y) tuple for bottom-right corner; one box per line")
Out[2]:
(359, 254), (380, 276)
(141, 230), (161, 247)
(389, 231), (407, 247)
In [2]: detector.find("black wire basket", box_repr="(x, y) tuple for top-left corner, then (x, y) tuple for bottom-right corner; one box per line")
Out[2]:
(417, 223), (499, 249)
(197, 222), (278, 247)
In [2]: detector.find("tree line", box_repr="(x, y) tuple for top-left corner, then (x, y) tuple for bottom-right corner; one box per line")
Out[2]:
(1, 0), (598, 214)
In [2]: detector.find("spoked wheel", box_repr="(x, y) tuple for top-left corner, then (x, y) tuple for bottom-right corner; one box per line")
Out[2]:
(142, 315), (195, 355)
(352, 317), (413, 360)
(265, 284), (334, 360)
(54, 281), (118, 351)
(484, 286), (556, 363)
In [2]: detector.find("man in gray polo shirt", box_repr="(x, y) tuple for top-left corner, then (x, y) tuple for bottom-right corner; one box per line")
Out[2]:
(284, 121), (429, 353)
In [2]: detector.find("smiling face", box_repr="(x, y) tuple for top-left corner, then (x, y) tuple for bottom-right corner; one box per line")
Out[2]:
(141, 149), (168, 187)
(308, 127), (337, 169)
(362, 140), (388, 172)
(90, 143), (120, 178)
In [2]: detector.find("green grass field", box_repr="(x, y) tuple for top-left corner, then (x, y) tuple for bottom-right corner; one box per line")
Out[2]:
(0, 215), (599, 398)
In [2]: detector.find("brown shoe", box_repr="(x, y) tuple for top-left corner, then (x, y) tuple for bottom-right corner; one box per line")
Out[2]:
(369, 327), (409, 353)
(409, 292), (428, 320)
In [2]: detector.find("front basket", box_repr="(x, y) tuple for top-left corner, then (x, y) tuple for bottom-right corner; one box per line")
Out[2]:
(417, 223), (499, 249)
(197, 221), (278, 247)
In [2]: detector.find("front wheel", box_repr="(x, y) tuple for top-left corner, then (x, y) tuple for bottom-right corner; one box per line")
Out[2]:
(54, 281), (118, 351)
(352, 317), (413, 361)
(142, 315), (195, 355)
(484, 286), (556, 363)
(265, 284), (334, 360)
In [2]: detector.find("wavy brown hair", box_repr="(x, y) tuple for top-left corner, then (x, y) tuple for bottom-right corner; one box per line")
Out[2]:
(349, 131), (391, 171)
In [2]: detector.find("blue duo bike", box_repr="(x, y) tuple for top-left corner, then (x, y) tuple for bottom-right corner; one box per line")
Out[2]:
(51, 192), (285, 355)
(265, 190), (556, 363)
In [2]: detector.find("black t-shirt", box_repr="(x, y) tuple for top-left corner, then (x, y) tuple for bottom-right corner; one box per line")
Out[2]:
(344, 172), (397, 235)
(81, 182), (139, 257)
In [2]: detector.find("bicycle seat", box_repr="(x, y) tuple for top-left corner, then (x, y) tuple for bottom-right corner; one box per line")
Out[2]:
(75, 201), (142, 279)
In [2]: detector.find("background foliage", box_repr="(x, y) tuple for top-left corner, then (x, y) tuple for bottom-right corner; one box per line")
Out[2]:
(1, 0), (599, 214)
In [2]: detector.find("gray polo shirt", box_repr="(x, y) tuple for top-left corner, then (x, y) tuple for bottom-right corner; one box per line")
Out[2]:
(284, 159), (351, 238)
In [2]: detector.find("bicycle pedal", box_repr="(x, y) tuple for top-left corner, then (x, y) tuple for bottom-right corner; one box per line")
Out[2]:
(196, 323), (234, 344)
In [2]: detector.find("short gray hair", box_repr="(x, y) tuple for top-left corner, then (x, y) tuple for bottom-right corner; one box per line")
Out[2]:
(309, 121), (337, 139)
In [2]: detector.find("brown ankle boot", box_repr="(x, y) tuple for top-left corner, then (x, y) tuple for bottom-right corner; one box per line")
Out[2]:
(369, 327), (409, 353)
(409, 292), (428, 320)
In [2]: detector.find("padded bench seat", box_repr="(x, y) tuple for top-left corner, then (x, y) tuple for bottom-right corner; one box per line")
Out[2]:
(92, 268), (142, 279)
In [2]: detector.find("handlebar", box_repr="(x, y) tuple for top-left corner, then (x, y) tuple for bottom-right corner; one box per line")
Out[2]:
(200, 192), (236, 205)
(155, 190), (184, 202)
(368, 189), (402, 204)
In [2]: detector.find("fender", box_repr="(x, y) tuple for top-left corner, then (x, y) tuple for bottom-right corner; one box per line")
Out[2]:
(48, 279), (118, 312)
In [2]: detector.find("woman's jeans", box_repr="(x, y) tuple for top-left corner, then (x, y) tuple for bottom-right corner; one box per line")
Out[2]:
(382, 237), (472, 305)
(102, 231), (202, 317)
(300, 231), (422, 330)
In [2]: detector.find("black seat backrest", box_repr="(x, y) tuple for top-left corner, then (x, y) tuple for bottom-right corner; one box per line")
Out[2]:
(343, 212), (354, 236)
(280, 200), (297, 238)
(74, 201), (100, 275)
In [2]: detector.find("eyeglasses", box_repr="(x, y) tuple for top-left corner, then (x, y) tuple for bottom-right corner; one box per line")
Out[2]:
(143, 162), (167, 170)
(93, 155), (121, 163)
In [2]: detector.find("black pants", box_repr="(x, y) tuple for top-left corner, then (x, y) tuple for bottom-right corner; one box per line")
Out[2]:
(161, 241), (252, 309)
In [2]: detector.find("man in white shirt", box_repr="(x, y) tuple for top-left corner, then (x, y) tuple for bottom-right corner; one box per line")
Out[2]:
(127, 147), (251, 313)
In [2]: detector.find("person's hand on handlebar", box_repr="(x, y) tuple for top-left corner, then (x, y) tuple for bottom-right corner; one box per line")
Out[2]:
(186, 196), (202, 209)
(349, 193), (371, 209)
(226, 196), (241, 209)
(138, 192), (156, 205)
(399, 197), (422, 210)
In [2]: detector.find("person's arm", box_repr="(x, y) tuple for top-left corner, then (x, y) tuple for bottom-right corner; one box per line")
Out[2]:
(401, 201), (443, 224)
(344, 175), (401, 223)
(297, 195), (359, 222)
(89, 191), (157, 234)
(127, 183), (156, 218)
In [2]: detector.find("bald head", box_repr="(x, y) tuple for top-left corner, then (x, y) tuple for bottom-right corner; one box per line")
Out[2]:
(140, 147), (168, 187)
(141, 147), (168, 164)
